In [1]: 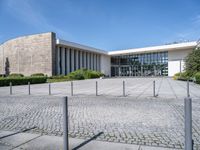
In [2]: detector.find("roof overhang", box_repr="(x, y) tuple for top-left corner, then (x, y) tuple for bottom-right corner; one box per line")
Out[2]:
(56, 39), (108, 55)
(56, 38), (197, 56)
(108, 41), (197, 56)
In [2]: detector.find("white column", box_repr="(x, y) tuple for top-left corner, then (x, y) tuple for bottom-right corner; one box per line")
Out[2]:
(57, 46), (60, 75)
(91, 53), (94, 70)
(89, 53), (92, 69)
(85, 52), (87, 69)
(66, 48), (70, 74)
(99, 55), (101, 71)
(96, 54), (99, 71)
(87, 52), (90, 69)
(95, 54), (98, 71)
(61, 47), (65, 75)
(84, 52), (87, 69)
(81, 51), (84, 68)
(96, 54), (98, 71)
(80, 51), (82, 69)
(76, 50), (79, 70)
(94, 54), (97, 71)
(71, 49), (74, 72)
(90, 53), (92, 70)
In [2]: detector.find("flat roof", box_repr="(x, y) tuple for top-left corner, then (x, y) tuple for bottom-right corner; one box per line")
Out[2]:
(108, 41), (197, 55)
(56, 39), (108, 55)
(57, 38), (197, 56)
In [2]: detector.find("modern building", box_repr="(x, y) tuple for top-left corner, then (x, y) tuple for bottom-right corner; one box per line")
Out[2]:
(0, 32), (198, 77)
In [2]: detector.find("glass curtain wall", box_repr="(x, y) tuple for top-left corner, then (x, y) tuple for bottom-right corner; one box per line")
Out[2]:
(111, 51), (168, 77)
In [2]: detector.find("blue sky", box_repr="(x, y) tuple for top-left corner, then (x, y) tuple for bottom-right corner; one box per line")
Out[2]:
(0, 0), (200, 51)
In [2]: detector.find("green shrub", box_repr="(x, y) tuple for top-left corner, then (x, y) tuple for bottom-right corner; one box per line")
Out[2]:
(83, 69), (104, 79)
(31, 73), (45, 77)
(68, 70), (84, 80)
(74, 73), (85, 80)
(47, 69), (104, 82)
(173, 72), (191, 81)
(89, 71), (101, 78)
(49, 75), (68, 79)
(194, 72), (200, 84)
(9, 73), (24, 77)
(0, 76), (47, 86)
(185, 48), (200, 74)
(179, 72), (190, 80)
(174, 72), (181, 77)
(173, 72), (181, 80)
(67, 69), (104, 80)
(0, 74), (5, 77)
(47, 75), (69, 82)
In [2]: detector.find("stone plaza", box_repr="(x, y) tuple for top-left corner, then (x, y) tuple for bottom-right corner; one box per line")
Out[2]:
(0, 77), (200, 149)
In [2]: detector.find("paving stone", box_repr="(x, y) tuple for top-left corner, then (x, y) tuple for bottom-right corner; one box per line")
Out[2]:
(0, 78), (200, 149)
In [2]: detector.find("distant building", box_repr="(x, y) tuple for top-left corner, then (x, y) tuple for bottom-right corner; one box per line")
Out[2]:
(0, 32), (197, 77)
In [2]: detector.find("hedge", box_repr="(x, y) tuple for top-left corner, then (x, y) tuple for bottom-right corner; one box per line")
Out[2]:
(173, 72), (191, 81)
(194, 72), (200, 84)
(9, 73), (24, 77)
(47, 75), (70, 82)
(68, 69), (104, 80)
(0, 69), (104, 85)
(0, 76), (47, 86)
(48, 75), (69, 79)
(173, 71), (200, 84)
(31, 73), (45, 77)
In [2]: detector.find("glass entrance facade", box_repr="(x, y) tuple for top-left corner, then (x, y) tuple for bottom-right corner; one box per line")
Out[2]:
(111, 51), (168, 77)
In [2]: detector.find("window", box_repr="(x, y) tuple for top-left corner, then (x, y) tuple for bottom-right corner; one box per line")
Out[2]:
(111, 51), (168, 76)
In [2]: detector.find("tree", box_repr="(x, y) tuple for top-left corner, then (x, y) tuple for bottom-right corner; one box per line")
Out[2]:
(185, 47), (200, 76)
(5, 57), (10, 76)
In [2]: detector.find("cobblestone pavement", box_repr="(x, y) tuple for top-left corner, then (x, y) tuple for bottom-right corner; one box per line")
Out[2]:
(0, 96), (200, 149)
(0, 77), (200, 100)
(0, 78), (200, 149)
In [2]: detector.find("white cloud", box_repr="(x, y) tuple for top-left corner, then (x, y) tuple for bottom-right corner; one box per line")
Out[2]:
(4, 0), (69, 38)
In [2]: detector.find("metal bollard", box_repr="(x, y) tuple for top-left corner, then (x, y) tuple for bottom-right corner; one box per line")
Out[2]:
(49, 83), (51, 95)
(63, 97), (69, 150)
(123, 80), (125, 97)
(153, 80), (156, 97)
(28, 82), (30, 95)
(96, 81), (98, 96)
(71, 81), (73, 96)
(10, 82), (12, 95)
(184, 97), (193, 150)
(187, 80), (190, 98)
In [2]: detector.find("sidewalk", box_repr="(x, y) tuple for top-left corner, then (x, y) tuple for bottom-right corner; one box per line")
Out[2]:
(0, 131), (180, 150)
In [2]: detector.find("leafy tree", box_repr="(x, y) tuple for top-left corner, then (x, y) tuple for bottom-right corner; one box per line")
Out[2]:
(185, 47), (200, 76)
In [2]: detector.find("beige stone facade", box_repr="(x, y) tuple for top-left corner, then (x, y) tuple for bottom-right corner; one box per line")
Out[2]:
(0, 32), (56, 76)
